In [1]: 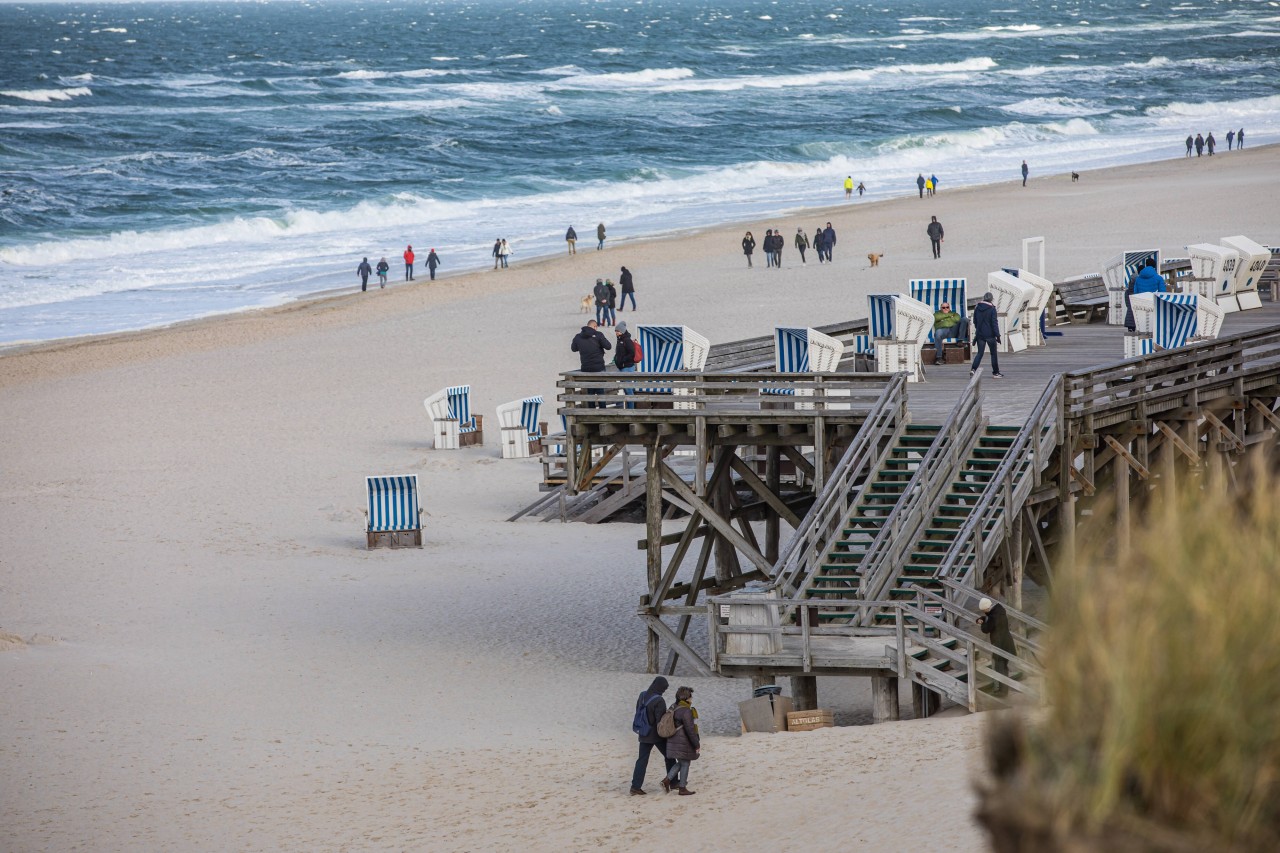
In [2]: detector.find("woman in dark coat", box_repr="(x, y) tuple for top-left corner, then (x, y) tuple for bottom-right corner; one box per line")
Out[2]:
(662, 686), (701, 795)
(742, 232), (756, 268)
(812, 223), (827, 264)
(619, 266), (636, 311)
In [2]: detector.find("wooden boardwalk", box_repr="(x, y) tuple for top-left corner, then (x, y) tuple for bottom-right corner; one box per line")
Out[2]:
(907, 299), (1280, 424)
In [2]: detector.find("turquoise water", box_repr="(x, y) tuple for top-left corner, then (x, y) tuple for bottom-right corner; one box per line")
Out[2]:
(1, 0), (1277, 344)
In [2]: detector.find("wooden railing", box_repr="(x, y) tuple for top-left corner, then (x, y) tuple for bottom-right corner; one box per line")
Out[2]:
(772, 374), (909, 596)
(937, 374), (1063, 589)
(704, 318), (871, 373)
(854, 370), (987, 618)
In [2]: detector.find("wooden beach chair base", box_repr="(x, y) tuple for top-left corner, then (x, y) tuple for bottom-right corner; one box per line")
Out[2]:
(367, 528), (423, 549)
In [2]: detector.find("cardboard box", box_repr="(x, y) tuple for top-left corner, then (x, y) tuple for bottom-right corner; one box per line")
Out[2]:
(738, 694), (793, 733)
(786, 709), (835, 732)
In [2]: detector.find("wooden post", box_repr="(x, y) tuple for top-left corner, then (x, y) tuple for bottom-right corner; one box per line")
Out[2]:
(712, 447), (743, 584)
(1115, 442), (1131, 560)
(791, 675), (818, 712)
(912, 683), (938, 719)
(872, 676), (900, 723)
(765, 445), (781, 562)
(645, 442), (663, 673)
(750, 674), (775, 691)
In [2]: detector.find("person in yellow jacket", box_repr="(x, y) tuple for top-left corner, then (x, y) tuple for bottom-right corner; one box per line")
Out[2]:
(844, 175), (853, 198)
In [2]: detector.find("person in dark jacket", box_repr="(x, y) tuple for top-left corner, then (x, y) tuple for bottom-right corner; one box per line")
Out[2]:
(763, 229), (775, 268)
(970, 292), (1003, 378)
(565, 226), (577, 255)
(812, 223), (827, 263)
(426, 249), (441, 280)
(917, 173), (926, 198)
(742, 232), (756, 268)
(492, 237), (502, 269)
(927, 216), (944, 259)
(1185, 135), (1193, 157)
(662, 686), (700, 795)
(1123, 257), (1167, 331)
(603, 279), (618, 327)
(795, 228), (809, 264)
(357, 257), (372, 292)
(619, 266), (636, 311)
(629, 676), (673, 794)
(375, 257), (389, 288)
(771, 228), (783, 268)
(1021, 160), (1029, 187)
(593, 278), (609, 325)
(1227, 129), (1235, 151)
(572, 320), (612, 372)
(1238, 127), (1244, 148)
(822, 223), (836, 262)
(977, 597), (1018, 696)
(1206, 132), (1215, 155)
(1195, 133), (1204, 156)
(597, 222), (607, 251)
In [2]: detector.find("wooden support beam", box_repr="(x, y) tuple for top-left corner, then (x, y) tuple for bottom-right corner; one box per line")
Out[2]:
(872, 676), (901, 723)
(641, 615), (714, 677)
(791, 675), (818, 712)
(645, 442), (664, 674)
(1115, 447), (1131, 559)
(1203, 410), (1245, 453)
(1250, 398), (1280, 432)
(766, 446), (781, 563)
(729, 453), (803, 528)
(1154, 420), (1200, 464)
(780, 445), (816, 479)
(664, 532), (716, 676)
(1023, 506), (1052, 586)
(1068, 464), (1096, 495)
(1104, 435), (1150, 479)
(576, 443), (621, 491)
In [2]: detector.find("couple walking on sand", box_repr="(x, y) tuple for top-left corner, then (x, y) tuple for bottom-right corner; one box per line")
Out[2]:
(630, 677), (700, 796)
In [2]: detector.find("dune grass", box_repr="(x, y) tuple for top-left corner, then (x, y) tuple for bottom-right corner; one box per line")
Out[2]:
(979, 478), (1280, 851)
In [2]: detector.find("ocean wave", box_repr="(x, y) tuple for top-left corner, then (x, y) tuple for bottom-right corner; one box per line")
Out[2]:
(1230, 30), (1280, 37)
(1, 87), (93, 103)
(336, 68), (457, 80)
(57, 73), (94, 84)
(591, 47), (624, 54)
(554, 67), (695, 87)
(1145, 92), (1280, 119)
(1002, 97), (1109, 117)
(981, 24), (1042, 32)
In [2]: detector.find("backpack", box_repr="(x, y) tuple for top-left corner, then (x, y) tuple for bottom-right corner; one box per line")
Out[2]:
(631, 693), (661, 737)
(656, 707), (679, 739)
(631, 339), (643, 364)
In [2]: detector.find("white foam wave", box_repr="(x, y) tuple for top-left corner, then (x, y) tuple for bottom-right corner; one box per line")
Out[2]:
(555, 67), (695, 87)
(337, 68), (455, 80)
(100, 27), (127, 33)
(58, 73), (94, 84)
(499, 53), (529, 59)
(1003, 97), (1109, 117)
(1, 87), (92, 103)
(591, 47), (624, 54)
(982, 24), (1042, 32)
(1146, 93), (1280, 119)
(1231, 29), (1280, 37)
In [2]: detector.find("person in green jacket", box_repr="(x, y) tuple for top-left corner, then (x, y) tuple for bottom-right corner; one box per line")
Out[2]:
(794, 228), (810, 264)
(932, 301), (963, 365)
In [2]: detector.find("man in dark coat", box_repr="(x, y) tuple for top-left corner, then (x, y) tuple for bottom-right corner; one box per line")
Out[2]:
(917, 173), (926, 198)
(970, 292), (1003, 378)
(592, 278), (609, 325)
(629, 676), (674, 795)
(927, 216), (944, 259)
(619, 266), (636, 311)
(356, 257), (372, 292)
(1195, 133), (1204, 156)
(425, 249), (441, 281)
(565, 225), (577, 255)
(812, 225), (827, 264)
(977, 597), (1018, 695)
(572, 320), (612, 408)
(822, 222), (836, 262)
(1185, 135), (1193, 157)
(763, 229), (775, 268)
(1206, 132), (1216, 155)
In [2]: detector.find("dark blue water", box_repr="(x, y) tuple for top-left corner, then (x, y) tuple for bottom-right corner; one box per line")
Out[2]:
(1, 0), (1277, 344)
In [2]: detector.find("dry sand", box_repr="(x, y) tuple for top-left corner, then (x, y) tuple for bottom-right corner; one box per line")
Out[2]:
(2, 147), (1277, 851)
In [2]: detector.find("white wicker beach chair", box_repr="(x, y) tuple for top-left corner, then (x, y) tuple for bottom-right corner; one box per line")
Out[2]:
(1186, 243), (1242, 313)
(424, 384), (483, 450)
(987, 271), (1036, 353)
(1102, 250), (1160, 325)
(1003, 268), (1054, 347)
(496, 395), (546, 459)
(1220, 235), (1269, 311)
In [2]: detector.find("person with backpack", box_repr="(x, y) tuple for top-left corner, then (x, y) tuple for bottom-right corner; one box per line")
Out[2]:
(629, 676), (673, 795)
(661, 685), (700, 796)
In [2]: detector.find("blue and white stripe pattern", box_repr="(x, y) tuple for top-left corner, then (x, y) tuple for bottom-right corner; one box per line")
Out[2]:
(446, 385), (479, 433)
(909, 278), (967, 343)
(366, 475), (420, 532)
(636, 325), (686, 373)
(520, 396), (544, 439)
(855, 295), (899, 354)
(1126, 250), (1160, 287)
(1153, 293), (1198, 349)
(774, 327), (811, 372)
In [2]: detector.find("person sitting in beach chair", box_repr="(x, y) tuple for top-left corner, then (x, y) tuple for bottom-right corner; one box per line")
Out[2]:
(931, 301), (968, 365)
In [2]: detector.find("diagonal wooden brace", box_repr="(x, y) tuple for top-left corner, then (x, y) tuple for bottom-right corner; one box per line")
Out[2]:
(1202, 410), (1245, 453)
(1103, 435), (1150, 479)
(1154, 420), (1200, 465)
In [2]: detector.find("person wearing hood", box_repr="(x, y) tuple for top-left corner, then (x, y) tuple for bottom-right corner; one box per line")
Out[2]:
(565, 225), (577, 255)
(662, 686), (701, 796)
(603, 278), (618, 326)
(619, 266), (636, 311)
(614, 321), (638, 408)
(930, 174), (939, 194)
(1123, 257), (1167, 331)
(795, 228), (809, 264)
(1206, 132), (1216, 156)
(977, 597), (1018, 696)
(375, 257), (389, 288)
(970, 292), (1003, 378)
(763, 229), (776, 268)
(917, 173), (926, 198)
(593, 278), (609, 325)
(1195, 133), (1204, 156)
(822, 222), (836, 262)
(356, 256), (372, 292)
(403, 245), (415, 281)
(812, 224), (827, 264)
(629, 676), (674, 795)
(927, 216), (944, 259)
(1185, 134), (1194, 157)
(742, 231), (756, 268)
(572, 320), (612, 408)
(426, 248), (441, 280)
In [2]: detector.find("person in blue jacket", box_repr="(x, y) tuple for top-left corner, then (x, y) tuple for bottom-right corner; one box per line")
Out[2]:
(1123, 258), (1167, 330)
(970, 292), (1003, 378)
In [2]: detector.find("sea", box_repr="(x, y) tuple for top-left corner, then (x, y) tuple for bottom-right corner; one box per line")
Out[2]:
(1, 0), (1278, 346)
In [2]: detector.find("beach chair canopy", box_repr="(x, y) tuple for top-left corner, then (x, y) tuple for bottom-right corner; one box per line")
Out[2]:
(1221, 235), (1269, 295)
(425, 384), (480, 433)
(987, 271), (1034, 324)
(1187, 243), (1241, 297)
(910, 278), (967, 344)
(1003, 268), (1054, 315)
(497, 395), (544, 439)
(636, 325), (711, 372)
(1103, 249), (1161, 293)
(1130, 293), (1218, 350)
(774, 327), (845, 373)
(366, 475), (421, 533)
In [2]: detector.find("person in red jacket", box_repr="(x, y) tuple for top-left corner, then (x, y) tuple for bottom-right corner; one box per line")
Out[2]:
(403, 245), (415, 281)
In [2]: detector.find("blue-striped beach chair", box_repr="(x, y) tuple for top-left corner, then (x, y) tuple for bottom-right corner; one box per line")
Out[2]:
(987, 270), (1035, 353)
(1102, 250), (1159, 326)
(636, 325), (710, 411)
(771, 326), (847, 406)
(1220, 235), (1269, 311)
(909, 278), (969, 344)
(855, 294), (933, 382)
(365, 475), (423, 548)
(496, 395), (547, 459)
(1125, 293), (1221, 358)
(853, 294), (896, 357)
(1187, 243), (1242, 313)
(424, 384), (483, 450)
(1003, 268), (1054, 347)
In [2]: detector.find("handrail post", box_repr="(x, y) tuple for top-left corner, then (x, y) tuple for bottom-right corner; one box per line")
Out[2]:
(967, 639), (978, 711)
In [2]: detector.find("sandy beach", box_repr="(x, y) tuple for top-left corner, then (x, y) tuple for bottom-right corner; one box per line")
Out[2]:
(2, 147), (1277, 852)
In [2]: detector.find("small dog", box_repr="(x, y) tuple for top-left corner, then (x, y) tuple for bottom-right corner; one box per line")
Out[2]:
(579, 295), (593, 314)
(867, 252), (885, 267)
(1071, 171), (1080, 182)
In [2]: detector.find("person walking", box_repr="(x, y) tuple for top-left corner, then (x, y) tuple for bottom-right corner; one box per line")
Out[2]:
(930, 174), (939, 194)
(742, 231), (756, 268)
(970, 292), (1003, 378)
(917, 173), (926, 198)
(356, 257), (372, 292)
(619, 266), (636, 311)
(1021, 160), (1029, 187)
(822, 222), (836, 263)
(1185, 134), (1194, 157)
(763, 229), (775, 268)
(977, 597), (1018, 695)
(662, 686), (700, 796)
(856, 181), (865, 197)
(498, 238), (511, 269)
(629, 676), (674, 795)
(927, 215), (944, 259)
(492, 238), (502, 269)
(844, 175), (853, 199)
(770, 228), (783, 268)
(571, 320), (612, 407)
(426, 248), (441, 280)
(375, 257), (389, 288)
(1206, 132), (1216, 155)
(1195, 133), (1204, 156)
(795, 228), (809, 264)
(565, 226), (577, 255)
(593, 278), (609, 325)
(603, 278), (618, 326)
(813, 223), (827, 263)
(403, 245), (415, 281)
(1238, 127), (1244, 148)
(596, 222), (607, 251)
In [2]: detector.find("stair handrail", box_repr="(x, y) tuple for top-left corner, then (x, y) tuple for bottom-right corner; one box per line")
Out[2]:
(772, 373), (909, 595)
(915, 584), (1046, 662)
(855, 370), (987, 616)
(936, 374), (1064, 589)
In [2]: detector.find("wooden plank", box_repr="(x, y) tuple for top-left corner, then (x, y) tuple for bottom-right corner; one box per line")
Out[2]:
(659, 459), (775, 575)
(729, 453), (803, 528)
(641, 614), (714, 677)
(1154, 419), (1200, 464)
(1103, 435), (1150, 479)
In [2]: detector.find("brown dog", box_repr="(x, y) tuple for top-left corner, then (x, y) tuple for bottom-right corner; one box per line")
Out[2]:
(579, 295), (593, 314)
(867, 252), (885, 267)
